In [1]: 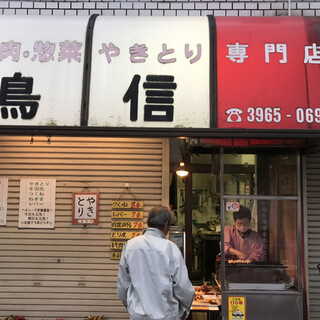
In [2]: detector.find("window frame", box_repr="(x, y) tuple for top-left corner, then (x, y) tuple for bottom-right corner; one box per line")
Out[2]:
(219, 147), (303, 292)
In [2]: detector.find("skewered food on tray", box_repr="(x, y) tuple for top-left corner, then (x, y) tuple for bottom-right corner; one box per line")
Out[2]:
(228, 259), (251, 264)
(193, 282), (216, 304)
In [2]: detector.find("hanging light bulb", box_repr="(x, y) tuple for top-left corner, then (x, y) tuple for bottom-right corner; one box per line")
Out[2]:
(176, 161), (189, 177)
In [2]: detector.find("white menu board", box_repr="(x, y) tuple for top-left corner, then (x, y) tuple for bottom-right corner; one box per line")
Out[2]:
(0, 178), (8, 226)
(19, 178), (56, 229)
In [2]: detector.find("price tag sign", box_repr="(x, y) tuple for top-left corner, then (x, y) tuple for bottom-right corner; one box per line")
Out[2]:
(112, 221), (143, 229)
(112, 210), (144, 219)
(110, 251), (122, 260)
(111, 200), (144, 209)
(228, 296), (246, 320)
(110, 241), (126, 250)
(111, 231), (142, 239)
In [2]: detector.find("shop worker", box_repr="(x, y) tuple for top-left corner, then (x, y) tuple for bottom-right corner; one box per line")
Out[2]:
(117, 205), (195, 320)
(224, 205), (264, 262)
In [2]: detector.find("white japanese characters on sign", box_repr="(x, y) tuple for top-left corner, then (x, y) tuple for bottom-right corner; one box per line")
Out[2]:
(88, 16), (210, 128)
(304, 43), (320, 64)
(226, 42), (248, 63)
(19, 178), (56, 229)
(0, 178), (8, 226)
(225, 41), (320, 65)
(265, 43), (287, 64)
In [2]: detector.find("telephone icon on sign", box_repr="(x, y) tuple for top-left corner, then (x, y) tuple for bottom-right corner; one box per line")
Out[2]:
(226, 108), (243, 123)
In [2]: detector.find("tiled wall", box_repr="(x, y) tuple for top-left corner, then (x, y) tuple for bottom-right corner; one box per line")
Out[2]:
(0, 0), (319, 17)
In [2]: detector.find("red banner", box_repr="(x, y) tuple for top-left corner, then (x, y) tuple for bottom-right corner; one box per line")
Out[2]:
(216, 17), (320, 130)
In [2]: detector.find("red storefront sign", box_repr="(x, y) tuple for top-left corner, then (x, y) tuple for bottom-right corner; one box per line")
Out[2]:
(216, 17), (320, 130)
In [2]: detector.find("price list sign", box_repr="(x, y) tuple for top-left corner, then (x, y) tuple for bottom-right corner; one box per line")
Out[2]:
(228, 296), (246, 320)
(110, 200), (144, 260)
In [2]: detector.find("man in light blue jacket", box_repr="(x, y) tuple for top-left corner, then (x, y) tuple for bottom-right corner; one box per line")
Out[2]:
(117, 206), (195, 320)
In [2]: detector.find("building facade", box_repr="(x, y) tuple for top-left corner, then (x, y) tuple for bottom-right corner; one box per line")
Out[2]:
(0, 0), (318, 17)
(0, 2), (319, 320)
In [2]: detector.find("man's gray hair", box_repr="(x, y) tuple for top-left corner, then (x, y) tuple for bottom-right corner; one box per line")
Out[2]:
(147, 206), (172, 229)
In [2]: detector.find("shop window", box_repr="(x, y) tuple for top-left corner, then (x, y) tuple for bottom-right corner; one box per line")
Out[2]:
(169, 140), (300, 291)
(220, 152), (299, 291)
(221, 199), (298, 291)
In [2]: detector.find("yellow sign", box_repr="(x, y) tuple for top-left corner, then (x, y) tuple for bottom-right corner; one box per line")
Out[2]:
(228, 296), (246, 320)
(112, 210), (144, 219)
(111, 231), (142, 239)
(110, 251), (122, 260)
(112, 220), (143, 229)
(110, 241), (126, 250)
(112, 200), (144, 209)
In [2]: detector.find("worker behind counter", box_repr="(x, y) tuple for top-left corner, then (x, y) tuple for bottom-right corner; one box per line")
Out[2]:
(224, 205), (264, 262)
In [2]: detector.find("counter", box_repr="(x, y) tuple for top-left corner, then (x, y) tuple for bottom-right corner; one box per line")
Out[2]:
(191, 285), (221, 320)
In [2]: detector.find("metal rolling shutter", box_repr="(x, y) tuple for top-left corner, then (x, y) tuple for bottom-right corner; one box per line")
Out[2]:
(0, 136), (169, 320)
(304, 153), (320, 319)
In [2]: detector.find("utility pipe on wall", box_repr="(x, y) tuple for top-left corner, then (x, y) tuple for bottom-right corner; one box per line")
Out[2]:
(288, 0), (291, 16)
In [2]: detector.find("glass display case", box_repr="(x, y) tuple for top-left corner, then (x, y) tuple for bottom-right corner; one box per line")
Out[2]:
(220, 152), (299, 292)
(221, 199), (298, 290)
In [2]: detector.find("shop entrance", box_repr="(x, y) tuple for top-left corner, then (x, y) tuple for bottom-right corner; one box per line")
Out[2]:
(170, 139), (303, 319)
